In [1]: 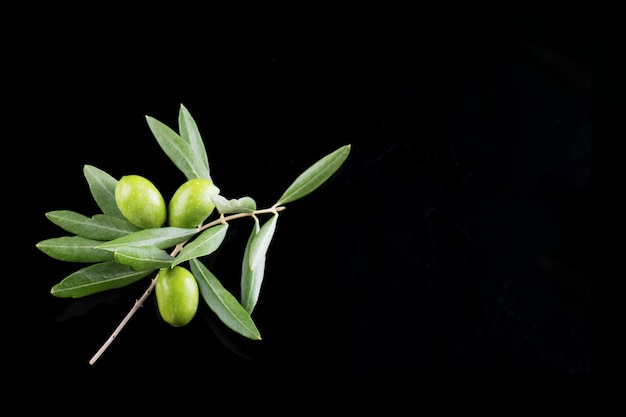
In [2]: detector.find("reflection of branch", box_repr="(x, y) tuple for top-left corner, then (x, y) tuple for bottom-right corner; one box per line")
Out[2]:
(518, 40), (592, 99)
(88, 206), (285, 366)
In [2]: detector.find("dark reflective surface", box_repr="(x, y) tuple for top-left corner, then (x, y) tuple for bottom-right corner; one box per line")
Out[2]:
(10, 11), (596, 377)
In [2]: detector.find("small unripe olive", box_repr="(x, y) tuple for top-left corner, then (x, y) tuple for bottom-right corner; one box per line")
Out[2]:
(155, 266), (199, 327)
(168, 178), (220, 228)
(115, 175), (167, 229)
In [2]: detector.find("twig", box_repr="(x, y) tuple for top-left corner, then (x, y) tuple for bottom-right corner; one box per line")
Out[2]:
(88, 272), (159, 365)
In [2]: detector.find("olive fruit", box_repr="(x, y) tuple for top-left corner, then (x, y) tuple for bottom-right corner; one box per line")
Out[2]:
(168, 178), (220, 228)
(115, 175), (167, 229)
(155, 266), (199, 327)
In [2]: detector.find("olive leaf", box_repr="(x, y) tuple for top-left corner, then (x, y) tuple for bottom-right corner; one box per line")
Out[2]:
(178, 104), (210, 175)
(95, 227), (198, 251)
(45, 210), (141, 241)
(50, 261), (154, 298)
(172, 223), (229, 266)
(240, 217), (265, 313)
(276, 144), (351, 206)
(83, 164), (123, 218)
(248, 213), (278, 271)
(145, 115), (211, 182)
(240, 214), (277, 313)
(190, 258), (261, 340)
(211, 194), (257, 214)
(113, 246), (175, 271)
(36, 236), (114, 263)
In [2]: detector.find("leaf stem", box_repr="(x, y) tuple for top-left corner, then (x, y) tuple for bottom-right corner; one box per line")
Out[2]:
(88, 205), (285, 365)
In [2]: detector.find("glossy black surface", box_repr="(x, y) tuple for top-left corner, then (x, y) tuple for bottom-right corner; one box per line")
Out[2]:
(9, 10), (597, 376)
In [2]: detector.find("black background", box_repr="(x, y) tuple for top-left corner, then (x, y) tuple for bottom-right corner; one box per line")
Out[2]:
(8, 5), (604, 378)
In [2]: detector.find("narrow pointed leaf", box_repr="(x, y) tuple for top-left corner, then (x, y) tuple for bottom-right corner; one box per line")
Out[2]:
(248, 213), (278, 271)
(83, 164), (123, 218)
(50, 261), (154, 298)
(276, 144), (351, 205)
(92, 214), (142, 237)
(173, 223), (228, 266)
(36, 236), (114, 263)
(178, 103), (210, 173)
(114, 246), (175, 271)
(145, 115), (211, 181)
(241, 217), (266, 313)
(45, 210), (141, 241)
(211, 194), (257, 214)
(190, 258), (261, 340)
(96, 227), (197, 251)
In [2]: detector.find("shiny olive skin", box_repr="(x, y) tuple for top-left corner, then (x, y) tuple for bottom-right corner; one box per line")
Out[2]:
(155, 266), (199, 327)
(115, 175), (167, 229)
(168, 178), (220, 228)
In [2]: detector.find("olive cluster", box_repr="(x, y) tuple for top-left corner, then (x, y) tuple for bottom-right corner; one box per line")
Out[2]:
(115, 175), (220, 327)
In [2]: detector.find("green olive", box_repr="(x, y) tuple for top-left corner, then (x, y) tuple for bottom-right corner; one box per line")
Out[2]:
(155, 266), (199, 327)
(115, 175), (167, 229)
(168, 178), (220, 228)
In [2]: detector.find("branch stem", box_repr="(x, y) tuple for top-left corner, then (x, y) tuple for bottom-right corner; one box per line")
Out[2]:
(88, 205), (284, 365)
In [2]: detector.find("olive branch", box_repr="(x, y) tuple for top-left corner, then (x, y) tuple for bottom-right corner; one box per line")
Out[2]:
(36, 104), (350, 365)
(88, 205), (285, 365)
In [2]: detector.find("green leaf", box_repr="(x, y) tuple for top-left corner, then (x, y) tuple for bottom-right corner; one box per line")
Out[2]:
(248, 213), (278, 271)
(145, 115), (211, 181)
(178, 103), (210, 174)
(190, 258), (261, 340)
(36, 236), (114, 263)
(50, 261), (154, 298)
(276, 144), (351, 206)
(211, 194), (257, 214)
(114, 246), (175, 271)
(45, 210), (141, 241)
(173, 223), (228, 266)
(96, 227), (197, 251)
(83, 165), (123, 218)
(241, 217), (266, 313)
